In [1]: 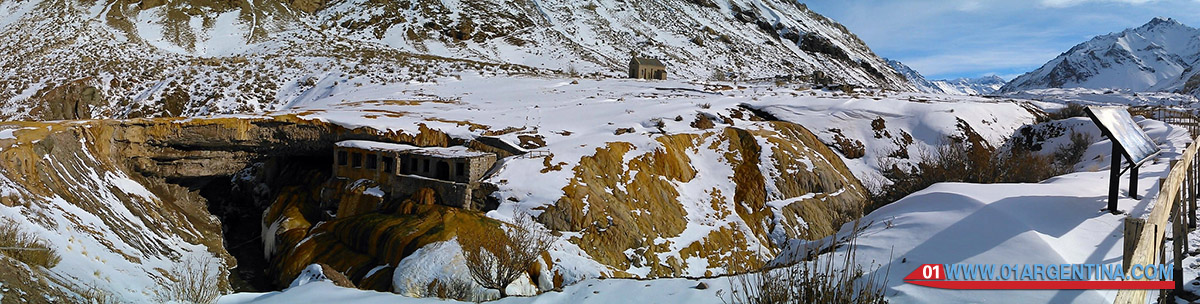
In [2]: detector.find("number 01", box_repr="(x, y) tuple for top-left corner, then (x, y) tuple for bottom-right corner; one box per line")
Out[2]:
(922, 265), (941, 279)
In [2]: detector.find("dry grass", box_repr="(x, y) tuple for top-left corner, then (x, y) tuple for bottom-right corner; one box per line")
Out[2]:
(0, 219), (60, 269)
(160, 255), (221, 304)
(459, 215), (553, 298)
(422, 276), (481, 302)
(719, 224), (889, 304)
(1048, 103), (1088, 121)
(81, 283), (119, 304)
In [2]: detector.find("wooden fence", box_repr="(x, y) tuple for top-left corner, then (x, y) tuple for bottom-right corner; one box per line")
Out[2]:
(1116, 107), (1200, 303)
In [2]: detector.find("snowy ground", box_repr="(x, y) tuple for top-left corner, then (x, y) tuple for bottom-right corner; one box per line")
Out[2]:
(283, 74), (1044, 201)
(217, 110), (1200, 303)
(792, 117), (1194, 303)
(221, 277), (729, 304)
(207, 75), (1200, 303)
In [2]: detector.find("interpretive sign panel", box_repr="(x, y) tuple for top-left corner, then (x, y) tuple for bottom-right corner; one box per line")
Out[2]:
(1087, 106), (1160, 166)
(1085, 106), (1162, 214)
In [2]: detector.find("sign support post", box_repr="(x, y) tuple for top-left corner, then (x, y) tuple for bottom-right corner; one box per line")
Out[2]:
(1110, 141), (1122, 213)
(1131, 164), (1139, 200)
(1087, 106), (1161, 215)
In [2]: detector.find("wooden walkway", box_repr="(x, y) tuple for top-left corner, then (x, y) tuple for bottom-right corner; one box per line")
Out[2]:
(1117, 106), (1200, 303)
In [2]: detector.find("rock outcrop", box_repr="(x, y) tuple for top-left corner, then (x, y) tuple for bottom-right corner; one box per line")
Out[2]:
(537, 121), (867, 278)
(0, 114), (464, 299)
(0, 109), (871, 299)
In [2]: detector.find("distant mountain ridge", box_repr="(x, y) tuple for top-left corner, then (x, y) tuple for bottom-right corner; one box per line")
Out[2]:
(886, 59), (1005, 95)
(933, 75), (1006, 95)
(1000, 17), (1200, 95)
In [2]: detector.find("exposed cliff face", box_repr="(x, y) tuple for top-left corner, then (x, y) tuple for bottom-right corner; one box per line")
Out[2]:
(0, 96), (871, 298)
(0, 114), (461, 299)
(536, 121), (866, 278)
(0, 120), (233, 301)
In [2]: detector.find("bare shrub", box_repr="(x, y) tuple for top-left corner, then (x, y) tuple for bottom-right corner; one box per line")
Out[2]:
(460, 215), (553, 298)
(720, 224), (889, 304)
(0, 218), (60, 268)
(81, 283), (119, 304)
(1048, 103), (1088, 121)
(1053, 131), (1093, 172)
(162, 255), (221, 304)
(566, 64), (579, 78)
(711, 69), (729, 82)
(868, 133), (1088, 212)
(422, 276), (479, 302)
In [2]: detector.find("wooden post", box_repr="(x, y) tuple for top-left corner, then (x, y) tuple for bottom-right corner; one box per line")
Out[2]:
(1161, 177), (1167, 195)
(1193, 154), (1198, 230)
(1110, 143), (1123, 214)
(1131, 165), (1139, 200)
(1175, 209), (1185, 293)
(1178, 176), (1190, 257)
(1124, 217), (1145, 272)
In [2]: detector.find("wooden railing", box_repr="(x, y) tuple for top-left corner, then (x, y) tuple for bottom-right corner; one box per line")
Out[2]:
(1129, 106), (1200, 136)
(1115, 107), (1200, 303)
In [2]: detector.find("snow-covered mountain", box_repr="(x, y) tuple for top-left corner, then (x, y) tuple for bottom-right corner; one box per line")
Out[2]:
(1001, 17), (1200, 94)
(932, 75), (1006, 95)
(887, 59), (1006, 95)
(0, 0), (913, 121)
(886, 58), (943, 93)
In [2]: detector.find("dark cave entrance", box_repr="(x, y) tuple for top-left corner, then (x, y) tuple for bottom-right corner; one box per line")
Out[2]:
(193, 154), (332, 292)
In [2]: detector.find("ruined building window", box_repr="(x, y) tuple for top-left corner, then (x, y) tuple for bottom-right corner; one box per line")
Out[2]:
(423, 159), (430, 173)
(382, 156), (394, 173)
(366, 154), (378, 170)
(409, 158), (417, 174)
(337, 150), (347, 166)
(352, 152), (363, 168)
(456, 162), (465, 177)
(436, 161), (450, 180)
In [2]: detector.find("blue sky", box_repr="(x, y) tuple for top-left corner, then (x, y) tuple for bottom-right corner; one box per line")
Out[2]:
(803, 0), (1200, 80)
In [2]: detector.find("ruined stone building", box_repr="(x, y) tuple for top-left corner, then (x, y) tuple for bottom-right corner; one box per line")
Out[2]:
(332, 140), (498, 210)
(629, 57), (667, 80)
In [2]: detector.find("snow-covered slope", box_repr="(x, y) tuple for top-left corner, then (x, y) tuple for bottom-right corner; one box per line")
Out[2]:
(217, 116), (1192, 304)
(1001, 17), (1200, 94)
(317, 0), (912, 86)
(782, 117), (1193, 303)
(0, 121), (231, 302)
(0, 0), (913, 121)
(749, 92), (1039, 183)
(211, 75), (1056, 303)
(887, 59), (1006, 95)
(237, 73), (1039, 287)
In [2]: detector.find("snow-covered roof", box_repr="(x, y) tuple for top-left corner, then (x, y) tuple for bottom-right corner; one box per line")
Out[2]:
(336, 140), (418, 152)
(405, 146), (493, 159)
(631, 57), (665, 67)
(335, 140), (491, 158)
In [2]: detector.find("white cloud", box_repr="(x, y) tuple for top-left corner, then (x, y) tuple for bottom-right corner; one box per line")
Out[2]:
(956, 0), (986, 11)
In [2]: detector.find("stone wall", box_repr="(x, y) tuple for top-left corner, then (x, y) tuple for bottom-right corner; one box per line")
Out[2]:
(387, 176), (471, 209)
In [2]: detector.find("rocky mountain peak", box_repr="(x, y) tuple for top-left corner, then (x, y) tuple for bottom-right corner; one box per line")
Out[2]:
(1000, 17), (1200, 95)
(1139, 16), (1184, 30)
(887, 58), (1007, 95)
